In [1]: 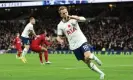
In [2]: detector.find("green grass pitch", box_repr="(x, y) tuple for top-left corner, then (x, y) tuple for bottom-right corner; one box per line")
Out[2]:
(0, 53), (133, 80)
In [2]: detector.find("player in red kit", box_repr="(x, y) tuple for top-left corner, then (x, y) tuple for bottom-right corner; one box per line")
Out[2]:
(13, 33), (22, 59)
(29, 30), (52, 64)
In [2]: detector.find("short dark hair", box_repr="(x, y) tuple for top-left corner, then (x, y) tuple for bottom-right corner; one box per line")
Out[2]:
(58, 6), (67, 14)
(28, 30), (34, 38)
(39, 28), (46, 34)
(15, 33), (19, 36)
(30, 17), (35, 21)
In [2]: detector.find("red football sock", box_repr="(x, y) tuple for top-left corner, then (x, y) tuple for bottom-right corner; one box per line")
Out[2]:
(17, 52), (22, 57)
(44, 51), (48, 62)
(39, 53), (43, 63)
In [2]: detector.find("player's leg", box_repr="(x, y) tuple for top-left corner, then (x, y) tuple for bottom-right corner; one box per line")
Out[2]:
(31, 45), (47, 64)
(17, 52), (21, 57)
(21, 37), (30, 58)
(44, 50), (48, 62)
(41, 47), (51, 64)
(16, 51), (21, 59)
(16, 47), (22, 59)
(82, 43), (105, 79)
(16, 51), (22, 58)
(73, 43), (105, 79)
(83, 44), (102, 66)
(44, 50), (51, 64)
(39, 52), (44, 64)
(84, 51), (105, 79)
(20, 45), (29, 63)
(22, 45), (29, 58)
(21, 37), (30, 63)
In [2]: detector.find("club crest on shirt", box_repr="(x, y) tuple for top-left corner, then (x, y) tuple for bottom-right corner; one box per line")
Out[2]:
(71, 23), (76, 27)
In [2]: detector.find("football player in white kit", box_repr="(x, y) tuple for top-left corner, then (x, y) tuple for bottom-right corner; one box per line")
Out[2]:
(21, 17), (36, 63)
(56, 6), (105, 79)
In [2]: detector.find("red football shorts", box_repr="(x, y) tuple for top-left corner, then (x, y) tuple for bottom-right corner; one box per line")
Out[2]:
(31, 45), (42, 52)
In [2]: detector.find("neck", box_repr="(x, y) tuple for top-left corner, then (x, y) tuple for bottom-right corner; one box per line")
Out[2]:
(30, 22), (32, 24)
(62, 18), (69, 23)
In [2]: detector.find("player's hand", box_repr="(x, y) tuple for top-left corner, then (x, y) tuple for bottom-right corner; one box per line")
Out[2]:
(59, 39), (64, 45)
(44, 48), (47, 51)
(65, 15), (71, 21)
(11, 45), (15, 49)
(46, 36), (52, 41)
(42, 47), (47, 51)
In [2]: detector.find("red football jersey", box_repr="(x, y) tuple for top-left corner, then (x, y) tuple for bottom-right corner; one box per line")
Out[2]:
(13, 37), (22, 47)
(31, 34), (52, 46)
(13, 37), (22, 52)
(31, 34), (46, 45)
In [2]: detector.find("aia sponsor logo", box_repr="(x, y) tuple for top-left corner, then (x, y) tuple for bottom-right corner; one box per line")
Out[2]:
(66, 27), (77, 35)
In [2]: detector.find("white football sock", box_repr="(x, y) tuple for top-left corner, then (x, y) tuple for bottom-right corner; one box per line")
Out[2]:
(22, 48), (28, 57)
(88, 62), (104, 75)
(89, 53), (102, 65)
(89, 53), (97, 60)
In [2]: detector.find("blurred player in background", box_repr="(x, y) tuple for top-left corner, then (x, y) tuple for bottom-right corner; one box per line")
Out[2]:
(21, 17), (36, 63)
(56, 6), (105, 79)
(13, 33), (22, 59)
(29, 30), (52, 64)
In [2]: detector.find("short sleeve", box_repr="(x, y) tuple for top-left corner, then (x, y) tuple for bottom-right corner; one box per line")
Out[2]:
(29, 24), (33, 30)
(71, 19), (77, 24)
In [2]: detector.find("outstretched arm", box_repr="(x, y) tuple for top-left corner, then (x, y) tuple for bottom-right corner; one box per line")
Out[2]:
(69, 15), (86, 22)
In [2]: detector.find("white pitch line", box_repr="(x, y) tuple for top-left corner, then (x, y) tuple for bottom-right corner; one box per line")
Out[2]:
(64, 67), (87, 70)
(64, 65), (133, 70)
(103, 65), (133, 67)
(64, 67), (133, 72)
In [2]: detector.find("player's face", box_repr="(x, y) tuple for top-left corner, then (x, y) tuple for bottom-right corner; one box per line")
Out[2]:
(60, 9), (68, 19)
(17, 33), (20, 37)
(44, 30), (47, 35)
(31, 19), (36, 24)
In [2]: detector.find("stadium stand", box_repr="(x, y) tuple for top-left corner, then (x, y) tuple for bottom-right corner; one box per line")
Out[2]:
(0, 4), (133, 51)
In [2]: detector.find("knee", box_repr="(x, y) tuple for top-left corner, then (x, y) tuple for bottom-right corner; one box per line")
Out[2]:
(84, 51), (91, 61)
(84, 55), (90, 61)
(84, 52), (93, 64)
(84, 56), (91, 64)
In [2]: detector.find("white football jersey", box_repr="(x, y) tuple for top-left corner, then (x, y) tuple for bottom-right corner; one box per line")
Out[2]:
(21, 23), (34, 38)
(57, 17), (87, 50)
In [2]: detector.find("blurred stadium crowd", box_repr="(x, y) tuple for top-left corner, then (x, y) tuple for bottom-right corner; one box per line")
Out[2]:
(0, 4), (133, 51)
